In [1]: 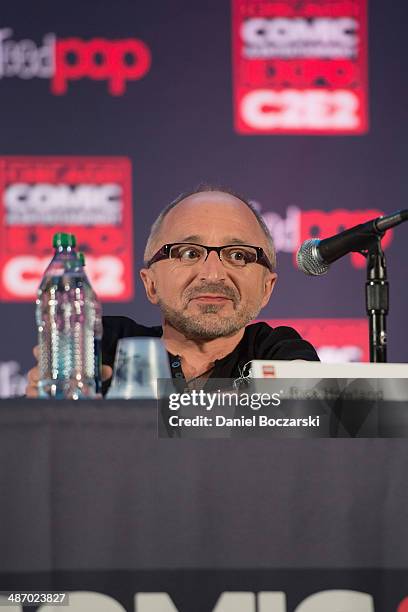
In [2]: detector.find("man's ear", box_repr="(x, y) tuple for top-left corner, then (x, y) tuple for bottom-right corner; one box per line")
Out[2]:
(140, 268), (159, 304)
(260, 272), (277, 309)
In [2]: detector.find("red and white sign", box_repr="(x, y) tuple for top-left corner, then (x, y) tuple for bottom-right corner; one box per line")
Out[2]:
(0, 156), (134, 301)
(232, 0), (368, 134)
(0, 28), (151, 95)
(260, 318), (369, 362)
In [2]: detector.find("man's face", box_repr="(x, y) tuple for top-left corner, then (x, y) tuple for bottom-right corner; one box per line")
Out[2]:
(140, 192), (277, 340)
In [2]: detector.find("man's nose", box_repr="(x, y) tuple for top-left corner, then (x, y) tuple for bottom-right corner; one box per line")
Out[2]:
(197, 250), (227, 280)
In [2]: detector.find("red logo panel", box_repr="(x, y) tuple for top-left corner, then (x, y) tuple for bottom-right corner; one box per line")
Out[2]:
(259, 318), (369, 362)
(232, 0), (368, 134)
(0, 156), (133, 302)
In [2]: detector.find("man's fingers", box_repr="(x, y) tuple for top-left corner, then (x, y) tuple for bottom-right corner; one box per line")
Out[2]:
(27, 366), (39, 384)
(26, 366), (40, 397)
(26, 350), (39, 397)
(26, 383), (39, 398)
(102, 365), (113, 381)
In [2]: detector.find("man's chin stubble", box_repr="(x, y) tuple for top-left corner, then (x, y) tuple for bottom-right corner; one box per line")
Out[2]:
(158, 300), (262, 340)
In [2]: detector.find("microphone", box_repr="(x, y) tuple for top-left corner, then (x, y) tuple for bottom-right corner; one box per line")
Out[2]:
(296, 209), (408, 276)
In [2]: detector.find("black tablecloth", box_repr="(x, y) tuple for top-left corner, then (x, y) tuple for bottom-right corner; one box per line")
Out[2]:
(0, 399), (407, 611)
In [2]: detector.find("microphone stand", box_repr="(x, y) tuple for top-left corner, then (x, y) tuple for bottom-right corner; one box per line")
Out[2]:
(365, 237), (389, 362)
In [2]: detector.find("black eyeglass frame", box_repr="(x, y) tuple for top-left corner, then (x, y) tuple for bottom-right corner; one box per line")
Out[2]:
(145, 242), (275, 272)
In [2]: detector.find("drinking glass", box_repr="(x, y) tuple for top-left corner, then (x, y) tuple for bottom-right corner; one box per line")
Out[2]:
(106, 337), (171, 399)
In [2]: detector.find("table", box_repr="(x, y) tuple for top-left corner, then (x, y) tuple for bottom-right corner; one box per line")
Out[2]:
(0, 400), (407, 611)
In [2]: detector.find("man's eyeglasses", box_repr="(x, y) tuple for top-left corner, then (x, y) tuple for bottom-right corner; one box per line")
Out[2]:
(146, 243), (274, 271)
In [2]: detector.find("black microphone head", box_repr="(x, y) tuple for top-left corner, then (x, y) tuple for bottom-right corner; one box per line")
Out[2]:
(296, 239), (330, 276)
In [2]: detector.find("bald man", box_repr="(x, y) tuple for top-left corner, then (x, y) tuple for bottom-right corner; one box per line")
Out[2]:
(27, 185), (318, 396)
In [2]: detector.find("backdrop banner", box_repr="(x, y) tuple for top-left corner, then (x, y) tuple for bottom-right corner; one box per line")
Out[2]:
(1, 0), (408, 394)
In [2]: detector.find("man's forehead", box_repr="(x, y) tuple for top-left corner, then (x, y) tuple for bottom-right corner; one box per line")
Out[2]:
(171, 191), (247, 211)
(161, 192), (262, 236)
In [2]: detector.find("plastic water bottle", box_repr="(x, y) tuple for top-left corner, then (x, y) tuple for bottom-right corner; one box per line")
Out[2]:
(36, 233), (102, 399)
(76, 251), (103, 396)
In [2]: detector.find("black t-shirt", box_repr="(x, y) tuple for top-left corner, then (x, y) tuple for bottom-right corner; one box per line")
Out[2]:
(102, 316), (319, 394)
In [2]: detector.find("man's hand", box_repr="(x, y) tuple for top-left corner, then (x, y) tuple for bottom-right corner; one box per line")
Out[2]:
(26, 346), (41, 397)
(101, 364), (114, 386)
(26, 345), (113, 397)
